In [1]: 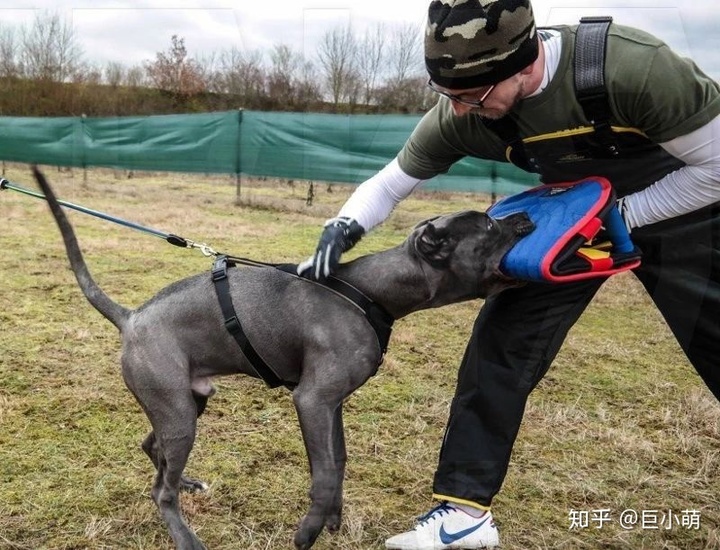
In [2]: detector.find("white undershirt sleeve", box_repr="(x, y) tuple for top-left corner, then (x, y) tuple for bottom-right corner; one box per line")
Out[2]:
(337, 158), (427, 231)
(622, 114), (720, 230)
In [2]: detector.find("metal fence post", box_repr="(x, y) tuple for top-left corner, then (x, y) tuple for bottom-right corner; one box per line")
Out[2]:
(81, 113), (88, 187)
(235, 108), (244, 202)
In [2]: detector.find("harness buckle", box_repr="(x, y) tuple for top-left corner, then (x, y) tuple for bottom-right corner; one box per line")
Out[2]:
(211, 256), (228, 282)
(224, 315), (241, 334)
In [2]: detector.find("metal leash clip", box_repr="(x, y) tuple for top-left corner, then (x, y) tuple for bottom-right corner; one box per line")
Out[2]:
(191, 241), (218, 257)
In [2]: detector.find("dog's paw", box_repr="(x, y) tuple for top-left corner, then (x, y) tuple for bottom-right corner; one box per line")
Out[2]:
(180, 476), (209, 493)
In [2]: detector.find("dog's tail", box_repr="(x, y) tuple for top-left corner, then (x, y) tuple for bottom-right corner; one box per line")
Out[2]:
(33, 166), (130, 330)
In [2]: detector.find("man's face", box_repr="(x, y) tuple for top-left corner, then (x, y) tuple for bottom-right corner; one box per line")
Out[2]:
(436, 76), (526, 119)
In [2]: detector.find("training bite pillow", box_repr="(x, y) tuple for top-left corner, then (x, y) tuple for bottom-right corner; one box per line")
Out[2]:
(487, 177), (641, 283)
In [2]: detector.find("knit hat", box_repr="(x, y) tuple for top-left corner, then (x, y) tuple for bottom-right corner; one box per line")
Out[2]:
(425, 0), (538, 89)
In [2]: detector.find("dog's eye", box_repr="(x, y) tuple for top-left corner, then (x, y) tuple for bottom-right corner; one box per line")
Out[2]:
(486, 218), (493, 231)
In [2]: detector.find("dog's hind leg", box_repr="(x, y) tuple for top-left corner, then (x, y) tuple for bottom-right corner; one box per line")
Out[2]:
(141, 382), (213, 494)
(141, 389), (206, 550)
(292, 386), (347, 550)
(142, 430), (207, 493)
(124, 351), (207, 549)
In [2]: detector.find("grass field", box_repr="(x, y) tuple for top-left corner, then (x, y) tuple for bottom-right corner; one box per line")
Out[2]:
(0, 164), (718, 550)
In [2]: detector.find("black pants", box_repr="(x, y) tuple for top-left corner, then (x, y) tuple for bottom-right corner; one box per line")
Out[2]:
(432, 206), (720, 506)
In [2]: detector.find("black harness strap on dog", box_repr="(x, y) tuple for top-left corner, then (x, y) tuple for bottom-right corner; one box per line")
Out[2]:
(323, 276), (394, 355)
(211, 255), (290, 390)
(273, 263), (395, 356)
(210, 256), (395, 391)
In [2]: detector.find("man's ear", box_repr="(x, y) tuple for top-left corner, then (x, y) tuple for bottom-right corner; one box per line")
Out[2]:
(415, 221), (453, 265)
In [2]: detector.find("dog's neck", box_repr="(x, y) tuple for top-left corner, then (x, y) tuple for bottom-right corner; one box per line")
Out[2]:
(333, 243), (444, 319)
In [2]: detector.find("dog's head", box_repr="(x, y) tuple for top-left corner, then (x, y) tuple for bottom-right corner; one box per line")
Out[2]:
(411, 209), (534, 301)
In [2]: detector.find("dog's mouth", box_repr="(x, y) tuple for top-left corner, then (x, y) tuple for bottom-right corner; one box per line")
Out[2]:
(513, 214), (535, 237)
(492, 212), (535, 239)
(488, 213), (534, 286)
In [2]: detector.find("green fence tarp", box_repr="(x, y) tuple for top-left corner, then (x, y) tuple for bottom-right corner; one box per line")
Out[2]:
(0, 110), (538, 195)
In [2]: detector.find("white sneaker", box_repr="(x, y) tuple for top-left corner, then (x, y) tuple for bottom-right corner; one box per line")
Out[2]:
(385, 502), (499, 550)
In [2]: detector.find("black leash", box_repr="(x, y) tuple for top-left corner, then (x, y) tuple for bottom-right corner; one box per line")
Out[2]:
(0, 177), (219, 257)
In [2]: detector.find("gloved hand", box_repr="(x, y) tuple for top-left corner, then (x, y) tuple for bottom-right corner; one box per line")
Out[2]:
(616, 196), (632, 233)
(590, 199), (636, 255)
(297, 217), (365, 281)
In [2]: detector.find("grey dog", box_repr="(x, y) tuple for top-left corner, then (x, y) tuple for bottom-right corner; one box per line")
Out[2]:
(34, 167), (533, 550)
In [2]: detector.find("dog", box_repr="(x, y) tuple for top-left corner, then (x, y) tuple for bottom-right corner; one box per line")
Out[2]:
(33, 167), (533, 550)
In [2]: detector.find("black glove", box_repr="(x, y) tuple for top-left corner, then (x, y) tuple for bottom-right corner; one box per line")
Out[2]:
(297, 217), (365, 281)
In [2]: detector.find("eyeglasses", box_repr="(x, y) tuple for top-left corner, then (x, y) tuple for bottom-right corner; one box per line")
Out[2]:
(427, 79), (496, 108)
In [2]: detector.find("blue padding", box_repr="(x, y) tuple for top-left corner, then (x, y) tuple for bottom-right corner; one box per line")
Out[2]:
(488, 180), (608, 280)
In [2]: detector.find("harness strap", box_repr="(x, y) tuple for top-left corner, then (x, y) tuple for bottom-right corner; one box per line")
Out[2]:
(323, 276), (394, 355)
(486, 116), (537, 173)
(485, 16), (617, 168)
(211, 256), (290, 390)
(273, 263), (395, 356)
(211, 256), (395, 391)
(574, 16), (612, 100)
(574, 16), (618, 154)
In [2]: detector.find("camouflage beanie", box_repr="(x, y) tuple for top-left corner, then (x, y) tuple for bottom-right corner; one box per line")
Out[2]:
(425, 0), (538, 89)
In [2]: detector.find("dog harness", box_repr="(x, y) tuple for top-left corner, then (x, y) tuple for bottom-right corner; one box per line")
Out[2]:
(211, 255), (394, 391)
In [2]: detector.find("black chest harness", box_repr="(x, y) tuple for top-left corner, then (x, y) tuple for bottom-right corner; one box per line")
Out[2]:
(211, 255), (394, 391)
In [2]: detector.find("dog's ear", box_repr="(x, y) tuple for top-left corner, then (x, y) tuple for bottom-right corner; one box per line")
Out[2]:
(412, 215), (441, 230)
(415, 221), (453, 265)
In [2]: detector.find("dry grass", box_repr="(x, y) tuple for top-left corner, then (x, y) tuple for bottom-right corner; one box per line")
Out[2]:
(0, 164), (718, 549)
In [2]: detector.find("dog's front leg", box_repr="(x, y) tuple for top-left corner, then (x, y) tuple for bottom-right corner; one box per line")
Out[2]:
(292, 386), (347, 550)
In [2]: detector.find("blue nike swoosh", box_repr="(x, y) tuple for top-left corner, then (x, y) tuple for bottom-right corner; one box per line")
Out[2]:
(439, 516), (490, 544)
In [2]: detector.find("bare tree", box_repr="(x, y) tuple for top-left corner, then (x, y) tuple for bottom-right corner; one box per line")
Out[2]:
(267, 44), (302, 106)
(376, 74), (434, 113)
(215, 46), (266, 99)
(295, 59), (323, 108)
(316, 25), (357, 107)
(123, 65), (148, 88)
(356, 23), (385, 106)
(104, 61), (126, 87)
(372, 22), (427, 112)
(145, 35), (205, 97)
(387, 22), (423, 87)
(0, 24), (18, 78)
(194, 50), (219, 93)
(124, 65), (147, 88)
(73, 61), (103, 85)
(20, 10), (84, 82)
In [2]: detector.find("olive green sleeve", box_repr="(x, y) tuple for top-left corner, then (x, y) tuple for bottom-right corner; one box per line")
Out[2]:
(397, 99), (507, 179)
(607, 27), (720, 143)
(396, 102), (466, 180)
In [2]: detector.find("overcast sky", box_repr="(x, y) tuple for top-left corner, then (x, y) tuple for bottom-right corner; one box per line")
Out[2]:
(2, 0), (718, 80)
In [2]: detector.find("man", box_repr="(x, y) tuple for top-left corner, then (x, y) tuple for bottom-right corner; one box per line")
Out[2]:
(299, 0), (720, 548)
